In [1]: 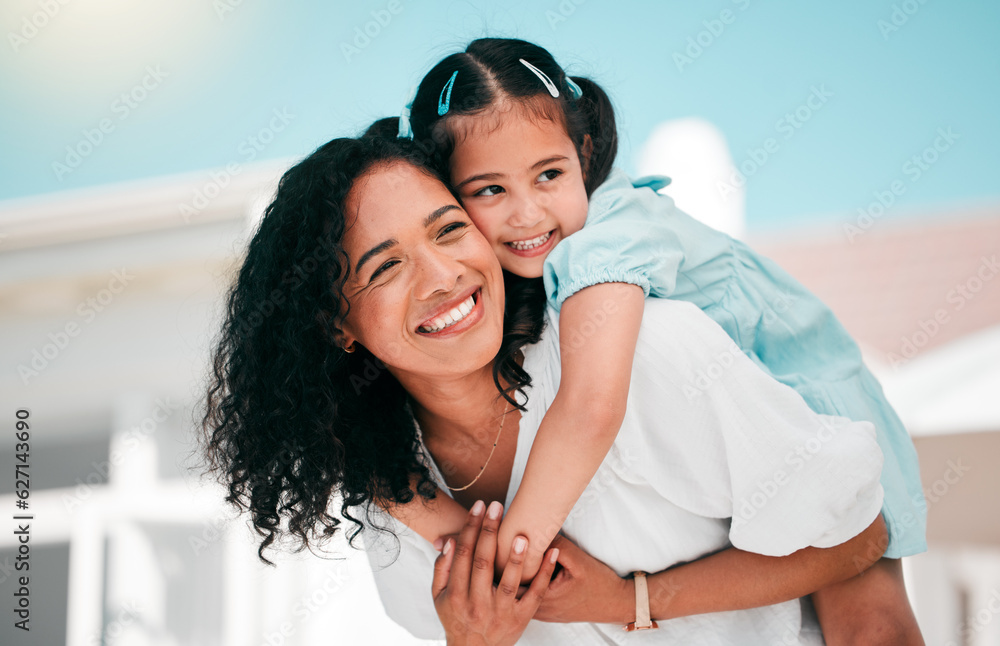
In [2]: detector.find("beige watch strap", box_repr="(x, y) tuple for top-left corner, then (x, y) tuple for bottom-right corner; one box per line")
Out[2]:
(624, 571), (659, 631)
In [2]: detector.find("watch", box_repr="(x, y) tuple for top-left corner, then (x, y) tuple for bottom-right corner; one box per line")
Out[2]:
(624, 571), (659, 631)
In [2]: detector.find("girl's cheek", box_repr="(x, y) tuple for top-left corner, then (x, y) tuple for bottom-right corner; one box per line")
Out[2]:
(465, 209), (499, 241)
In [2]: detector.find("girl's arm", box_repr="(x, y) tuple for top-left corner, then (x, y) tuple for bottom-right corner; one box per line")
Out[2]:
(495, 281), (646, 582)
(533, 514), (889, 624)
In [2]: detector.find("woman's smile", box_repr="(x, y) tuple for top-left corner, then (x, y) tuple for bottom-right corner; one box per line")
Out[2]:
(417, 287), (483, 335)
(337, 161), (506, 378)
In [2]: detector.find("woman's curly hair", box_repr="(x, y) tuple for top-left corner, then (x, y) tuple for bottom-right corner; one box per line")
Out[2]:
(199, 124), (546, 565)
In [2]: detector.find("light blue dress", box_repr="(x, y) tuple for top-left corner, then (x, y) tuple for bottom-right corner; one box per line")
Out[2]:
(544, 168), (927, 558)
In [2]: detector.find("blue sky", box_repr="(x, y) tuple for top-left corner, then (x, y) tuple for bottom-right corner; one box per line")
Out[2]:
(1, 0), (997, 231)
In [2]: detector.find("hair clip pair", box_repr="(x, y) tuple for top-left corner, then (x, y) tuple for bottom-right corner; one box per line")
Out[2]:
(398, 59), (584, 140)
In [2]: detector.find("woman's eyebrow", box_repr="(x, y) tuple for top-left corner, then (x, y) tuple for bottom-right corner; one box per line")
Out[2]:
(424, 204), (460, 227)
(355, 239), (397, 276)
(354, 205), (461, 276)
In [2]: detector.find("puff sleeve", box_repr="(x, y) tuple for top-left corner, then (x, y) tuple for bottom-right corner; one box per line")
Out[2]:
(542, 170), (687, 310)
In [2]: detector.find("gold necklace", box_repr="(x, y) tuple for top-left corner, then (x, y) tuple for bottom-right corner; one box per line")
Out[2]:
(446, 402), (510, 492)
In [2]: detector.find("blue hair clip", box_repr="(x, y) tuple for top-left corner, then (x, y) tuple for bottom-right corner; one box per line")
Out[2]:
(397, 85), (417, 139)
(437, 70), (458, 117)
(566, 77), (583, 100)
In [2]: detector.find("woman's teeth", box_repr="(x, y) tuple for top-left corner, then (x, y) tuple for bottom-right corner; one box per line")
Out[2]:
(418, 294), (476, 333)
(507, 231), (551, 251)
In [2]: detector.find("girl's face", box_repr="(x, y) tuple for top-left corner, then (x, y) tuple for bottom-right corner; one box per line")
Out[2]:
(448, 108), (590, 278)
(337, 161), (506, 382)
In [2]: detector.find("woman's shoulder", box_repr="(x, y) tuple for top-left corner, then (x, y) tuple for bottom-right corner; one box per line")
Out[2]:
(540, 298), (737, 391)
(637, 298), (739, 358)
(545, 298), (731, 353)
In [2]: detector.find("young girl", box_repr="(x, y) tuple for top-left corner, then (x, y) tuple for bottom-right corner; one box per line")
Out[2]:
(389, 37), (925, 640)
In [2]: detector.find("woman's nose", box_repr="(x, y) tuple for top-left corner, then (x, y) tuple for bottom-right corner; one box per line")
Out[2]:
(413, 246), (463, 301)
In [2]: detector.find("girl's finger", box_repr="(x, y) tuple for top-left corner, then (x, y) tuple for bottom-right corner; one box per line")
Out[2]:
(517, 547), (560, 613)
(495, 535), (528, 612)
(431, 538), (455, 599)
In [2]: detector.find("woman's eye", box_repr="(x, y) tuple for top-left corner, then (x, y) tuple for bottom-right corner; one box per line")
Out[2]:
(538, 169), (562, 183)
(369, 260), (399, 282)
(438, 222), (468, 238)
(474, 185), (504, 197)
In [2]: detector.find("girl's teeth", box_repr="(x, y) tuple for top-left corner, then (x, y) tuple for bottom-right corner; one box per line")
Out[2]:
(419, 294), (476, 333)
(508, 231), (551, 251)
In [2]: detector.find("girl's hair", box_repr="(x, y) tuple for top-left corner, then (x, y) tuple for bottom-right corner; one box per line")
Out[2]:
(199, 127), (546, 565)
(407, 38), (618, 196)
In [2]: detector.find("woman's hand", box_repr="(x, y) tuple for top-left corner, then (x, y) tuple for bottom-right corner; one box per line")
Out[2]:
(532, 533), (633, 625)
(432, 500), (559, 646)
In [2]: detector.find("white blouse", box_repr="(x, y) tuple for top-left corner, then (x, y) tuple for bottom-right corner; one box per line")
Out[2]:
(358, 298), (884, 645)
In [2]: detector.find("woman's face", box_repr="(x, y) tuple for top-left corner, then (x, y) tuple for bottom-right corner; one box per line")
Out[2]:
(338, 161), (506, 382)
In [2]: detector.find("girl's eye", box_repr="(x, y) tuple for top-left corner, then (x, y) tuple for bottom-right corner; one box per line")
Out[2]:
(474, 185), (504, 197)
(538, 169), (562, 183)
(369, 259), (399, 282)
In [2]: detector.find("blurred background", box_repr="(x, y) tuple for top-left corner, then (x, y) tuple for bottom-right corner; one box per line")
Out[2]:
(1, 1), (998, 644)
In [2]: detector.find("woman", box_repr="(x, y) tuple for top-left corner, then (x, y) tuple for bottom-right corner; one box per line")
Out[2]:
(201, 131), (888, 644)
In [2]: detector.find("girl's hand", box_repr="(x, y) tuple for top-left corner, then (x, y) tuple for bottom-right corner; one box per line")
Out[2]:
(532, 534), (633, 625)
(432, 500), (559, 646)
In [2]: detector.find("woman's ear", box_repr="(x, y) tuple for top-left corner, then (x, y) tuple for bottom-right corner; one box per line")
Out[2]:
(580, 134), (594, 180)
(332, 329), (357, 353)
(328, 320), (358, 354)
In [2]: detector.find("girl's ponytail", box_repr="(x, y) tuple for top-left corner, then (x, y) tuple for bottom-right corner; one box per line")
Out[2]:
(570, 76), (617, 196)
